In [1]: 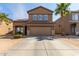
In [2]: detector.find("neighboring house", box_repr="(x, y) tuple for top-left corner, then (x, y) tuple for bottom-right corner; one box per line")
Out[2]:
(0, 18), (13, 35)
(13, 6), (54, 36)
(54, 11), (79, 35)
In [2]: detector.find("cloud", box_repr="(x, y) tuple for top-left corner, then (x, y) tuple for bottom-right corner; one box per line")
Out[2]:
(11, 3), (28, 20)
(69, 3), (79, 11)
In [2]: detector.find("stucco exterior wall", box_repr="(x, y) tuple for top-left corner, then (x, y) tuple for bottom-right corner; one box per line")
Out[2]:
(54, 15), (72, 35)
(0, 20), (13, 35)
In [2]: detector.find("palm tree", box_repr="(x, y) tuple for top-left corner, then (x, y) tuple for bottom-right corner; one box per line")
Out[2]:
(55, 3), (71, 17)
(55, 3), (71, 35)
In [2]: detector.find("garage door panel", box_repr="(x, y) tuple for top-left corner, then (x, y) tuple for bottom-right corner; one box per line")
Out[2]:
(44, 27), (51, 35)
(30, 27), (51, 35)
(30, 27), (37, 35)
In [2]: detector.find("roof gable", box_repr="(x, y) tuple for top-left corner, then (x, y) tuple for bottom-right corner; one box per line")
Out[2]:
(27, 6), (53, 14)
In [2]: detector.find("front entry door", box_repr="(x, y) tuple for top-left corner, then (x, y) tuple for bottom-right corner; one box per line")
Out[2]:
(71, 23), (76, 35)
(25, 26), (27, 35)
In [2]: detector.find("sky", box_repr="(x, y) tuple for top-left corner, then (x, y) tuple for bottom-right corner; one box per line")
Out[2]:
(0, 3), (79, 21)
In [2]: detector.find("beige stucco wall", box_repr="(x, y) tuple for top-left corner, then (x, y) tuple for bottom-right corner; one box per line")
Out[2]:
(0, 20), (13, 35)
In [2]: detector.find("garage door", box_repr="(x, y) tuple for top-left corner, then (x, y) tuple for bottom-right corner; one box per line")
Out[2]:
(30, 27), (52, 35)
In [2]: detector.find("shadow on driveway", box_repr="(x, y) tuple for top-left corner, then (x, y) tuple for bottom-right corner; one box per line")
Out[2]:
(0, 35), (79, 40)
(35, 36), (54, 41)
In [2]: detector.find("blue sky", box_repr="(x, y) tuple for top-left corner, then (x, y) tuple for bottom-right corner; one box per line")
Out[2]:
(0, 3), (79, 21)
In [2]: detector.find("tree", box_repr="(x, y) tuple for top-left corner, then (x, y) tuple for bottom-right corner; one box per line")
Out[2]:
(55, 3), (71, 17)
(0, 13), (10, 25)
(55, 3), (71, 35)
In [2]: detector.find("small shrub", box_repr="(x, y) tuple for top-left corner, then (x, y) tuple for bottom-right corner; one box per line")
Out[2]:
(15, 31), (22, 35)
(14, 34), (22, 39)
(14, 32), (23, 39)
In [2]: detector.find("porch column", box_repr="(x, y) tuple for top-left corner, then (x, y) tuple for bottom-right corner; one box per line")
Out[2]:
(13, 26), (15, 35)
(52, 25), (55, 36)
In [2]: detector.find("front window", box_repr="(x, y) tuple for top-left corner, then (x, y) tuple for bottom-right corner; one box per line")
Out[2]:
(43, 15), (48, 21)
(72, 13), (79, 21)
(15, 27), (24, 34)
(32, 15), (37, 21)
(38, 15), (43, 21)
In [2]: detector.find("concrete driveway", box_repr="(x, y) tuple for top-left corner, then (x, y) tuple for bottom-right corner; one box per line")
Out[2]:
(1, 36), (79, 56)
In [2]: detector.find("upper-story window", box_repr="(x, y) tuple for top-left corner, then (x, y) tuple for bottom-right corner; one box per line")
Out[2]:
(72, 13), (79, 21)
(38, 15), (43, 21)
(43, 15), (48, 21)
(32, 14), (48, 21)
(32, 15), (37, 21)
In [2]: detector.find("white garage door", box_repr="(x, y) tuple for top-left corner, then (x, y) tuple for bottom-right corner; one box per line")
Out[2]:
(30, 27), (52, 35)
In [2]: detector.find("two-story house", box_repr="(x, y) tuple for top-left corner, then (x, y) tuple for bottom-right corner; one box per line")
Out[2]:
(54, 11), (79, 35)
(13, 6), (54, 36)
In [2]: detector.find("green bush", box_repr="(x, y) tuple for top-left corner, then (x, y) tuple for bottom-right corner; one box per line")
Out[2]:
(14, 32), (23, 39)
(15, 31), (23, 35)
